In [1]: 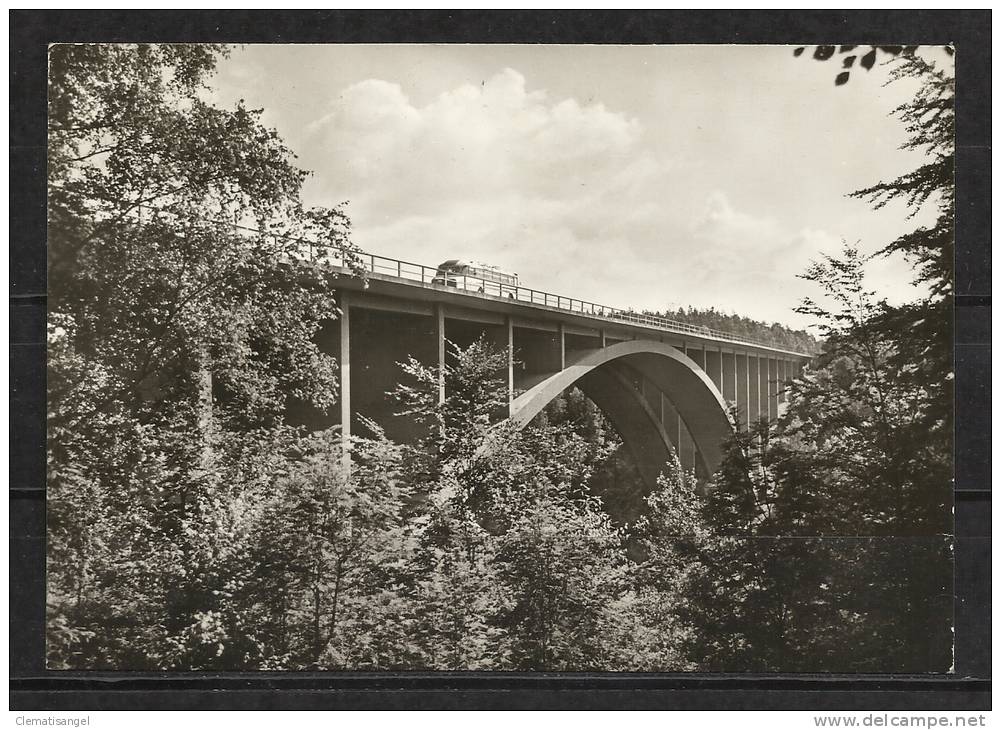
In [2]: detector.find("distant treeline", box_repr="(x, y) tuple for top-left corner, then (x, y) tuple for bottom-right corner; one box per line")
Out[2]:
(644, 307), (819, 353)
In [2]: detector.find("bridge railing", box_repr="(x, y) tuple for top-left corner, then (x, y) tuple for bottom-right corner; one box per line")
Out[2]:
(215, 220), (803, 352)
(313, 247), (792, 350)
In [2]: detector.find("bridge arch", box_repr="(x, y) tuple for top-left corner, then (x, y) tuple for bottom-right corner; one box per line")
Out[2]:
(509, 339), (732, 484)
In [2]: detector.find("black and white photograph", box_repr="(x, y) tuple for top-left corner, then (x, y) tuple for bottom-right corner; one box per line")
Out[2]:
(44, 40), (957, 675)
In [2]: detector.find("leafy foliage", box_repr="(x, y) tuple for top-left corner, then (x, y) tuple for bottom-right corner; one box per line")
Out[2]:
(665, 52), (955, 671)
(793, 44), (951, 86)
(46, 43), (357, 669)
(852, 54), (955, 299)
(47, 44), (954, 673)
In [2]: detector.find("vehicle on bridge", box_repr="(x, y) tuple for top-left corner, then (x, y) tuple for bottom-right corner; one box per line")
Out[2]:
(432, 259), (519, 296)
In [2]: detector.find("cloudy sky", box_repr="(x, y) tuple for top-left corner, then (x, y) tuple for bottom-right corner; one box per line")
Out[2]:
(210, 45), (950, 330)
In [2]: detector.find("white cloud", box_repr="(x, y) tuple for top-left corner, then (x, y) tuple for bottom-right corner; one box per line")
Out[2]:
(294, 67), (914, 328)
(676, 192), (864, 324)
(206, 45), (945, 331)
(305, 68), (643, 217)
(299, 67), (694, 310)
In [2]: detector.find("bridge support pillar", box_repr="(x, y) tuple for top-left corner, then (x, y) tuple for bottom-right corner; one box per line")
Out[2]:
(558, 323), (566, 370)
(736, 353), (748, 428)
(756, 356), (764, 418)
(760, 359), (766, 420)
(718, 347), (725, 394)
(677, 413), (684, 468)
(756, 354), (764, 420)
(339, 292), (351, 469)
(776, 358), (784, 404)
(746, 354), (753, 425)
(654, 385), (692, 470)
(767, 358), (777, 420)
(506, 316), (514, 414)
(722, 349), (735, 406)
(732, 352), (739, 414)
(435, 304), (445, 405)
(759, 354), (768, 421)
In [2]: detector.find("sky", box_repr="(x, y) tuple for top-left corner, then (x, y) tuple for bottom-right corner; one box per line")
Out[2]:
(210, 45), (951, 331)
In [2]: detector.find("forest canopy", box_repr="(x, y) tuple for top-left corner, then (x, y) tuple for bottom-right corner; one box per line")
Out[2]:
(644, 306), (819, 353)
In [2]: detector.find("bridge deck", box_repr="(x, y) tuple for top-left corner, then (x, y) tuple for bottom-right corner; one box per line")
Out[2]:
(331, 261), (812, 360)
(219, 219), (812, 358)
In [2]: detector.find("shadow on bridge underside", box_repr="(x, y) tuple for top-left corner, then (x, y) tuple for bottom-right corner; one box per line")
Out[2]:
(508, 339), (732, 488)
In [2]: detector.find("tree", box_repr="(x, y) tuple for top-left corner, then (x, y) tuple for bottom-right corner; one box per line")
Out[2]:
(494, 487), (628, 670)
(668, 52), (955, 671)
(794, 44), (952, 86)
(535, 387), (648, 526)
(390, 338), (655, 670)
(46, 43), (359, 669)
(791, 244), (952, 535)
(243, 428), (413, 670)
(393, 335), (511, 487)
(609, 460), (701, 671)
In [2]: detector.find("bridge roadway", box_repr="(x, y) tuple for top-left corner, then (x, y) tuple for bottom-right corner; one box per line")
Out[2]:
(290, 253), (813, 488)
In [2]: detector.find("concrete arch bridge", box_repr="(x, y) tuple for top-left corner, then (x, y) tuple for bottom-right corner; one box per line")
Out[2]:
(289, 251), (813, 490)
